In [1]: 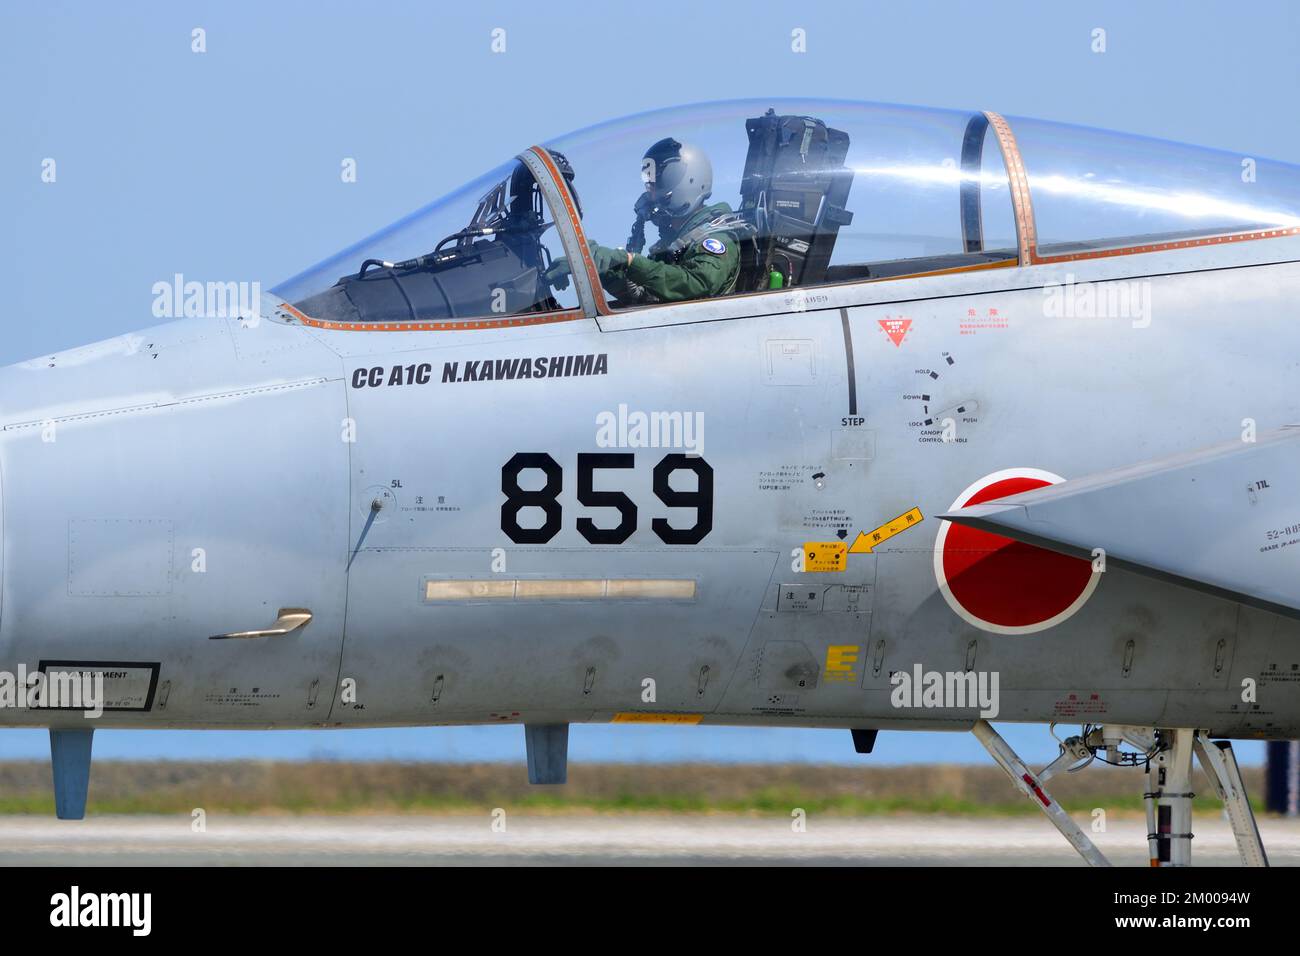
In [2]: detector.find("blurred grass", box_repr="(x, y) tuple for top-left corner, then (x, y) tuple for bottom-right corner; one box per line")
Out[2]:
(0, 760), (1268, 817)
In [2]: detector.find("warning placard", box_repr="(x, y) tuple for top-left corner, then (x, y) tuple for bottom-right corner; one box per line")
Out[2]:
(802, 541), (848, 572)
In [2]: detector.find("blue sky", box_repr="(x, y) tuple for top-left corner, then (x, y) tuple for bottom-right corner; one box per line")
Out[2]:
(1, 1), (1292, 764)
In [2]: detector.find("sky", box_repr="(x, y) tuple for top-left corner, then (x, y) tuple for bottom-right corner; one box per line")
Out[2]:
(0, 0), (1294, 765)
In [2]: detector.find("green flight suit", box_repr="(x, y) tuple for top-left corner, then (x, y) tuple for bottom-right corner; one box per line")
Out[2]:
(600, 201), (743, 305)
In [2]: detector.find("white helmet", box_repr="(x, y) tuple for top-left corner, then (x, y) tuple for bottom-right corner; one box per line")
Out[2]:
(640, 138), (713, 220)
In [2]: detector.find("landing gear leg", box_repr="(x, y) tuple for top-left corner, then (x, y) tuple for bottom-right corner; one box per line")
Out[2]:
(1194, 736), (1268, 867)
(1145, 728), (1196, 866)
(972, 719), (1110, 866)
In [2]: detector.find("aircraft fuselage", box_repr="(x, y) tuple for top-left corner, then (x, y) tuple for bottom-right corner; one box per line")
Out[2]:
(3, 238), (1297, 738)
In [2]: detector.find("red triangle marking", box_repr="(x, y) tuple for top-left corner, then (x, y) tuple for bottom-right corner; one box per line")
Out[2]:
(879, 317), (912, 347)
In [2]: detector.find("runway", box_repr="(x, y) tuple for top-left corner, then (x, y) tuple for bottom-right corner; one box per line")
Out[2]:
(2, 813), (1298, 865)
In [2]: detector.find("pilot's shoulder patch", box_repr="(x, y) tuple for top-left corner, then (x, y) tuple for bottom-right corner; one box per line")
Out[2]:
(701, 237), (727, 255)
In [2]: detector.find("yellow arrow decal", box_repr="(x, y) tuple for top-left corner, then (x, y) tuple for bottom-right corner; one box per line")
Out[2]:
(849, 507), (924, 553)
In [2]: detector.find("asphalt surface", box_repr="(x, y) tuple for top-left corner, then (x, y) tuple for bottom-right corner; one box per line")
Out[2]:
(1, 814), (1297, 865)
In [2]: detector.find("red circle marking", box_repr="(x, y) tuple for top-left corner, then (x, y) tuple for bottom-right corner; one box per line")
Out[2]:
(940, 475), (1093, 630)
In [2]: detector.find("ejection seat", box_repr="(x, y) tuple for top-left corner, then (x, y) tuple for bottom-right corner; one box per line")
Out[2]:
(735, 110), (856, 292)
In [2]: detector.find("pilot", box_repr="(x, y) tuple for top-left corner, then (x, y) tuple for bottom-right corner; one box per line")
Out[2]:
(546, 138), (750, 305)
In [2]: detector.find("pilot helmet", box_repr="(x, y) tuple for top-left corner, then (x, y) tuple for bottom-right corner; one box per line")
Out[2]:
(547, 149), (582, 219)
(640, 138), (712, 221)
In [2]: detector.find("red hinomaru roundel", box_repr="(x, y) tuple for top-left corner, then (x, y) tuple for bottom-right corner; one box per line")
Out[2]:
(933, 467), (1100, 635)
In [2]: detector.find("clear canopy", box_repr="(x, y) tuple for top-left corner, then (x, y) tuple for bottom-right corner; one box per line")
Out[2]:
(272, 99), (1300, 323)
(1010, 116), (1300, 254)
(272, 159), (578, 324)
(544, 98), (1017, 308)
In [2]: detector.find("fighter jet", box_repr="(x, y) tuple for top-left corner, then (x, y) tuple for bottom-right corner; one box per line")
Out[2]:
(4, 97), (1298, 866)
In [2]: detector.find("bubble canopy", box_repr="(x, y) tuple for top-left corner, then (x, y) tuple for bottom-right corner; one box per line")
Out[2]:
(272, 99), (1300, 325)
